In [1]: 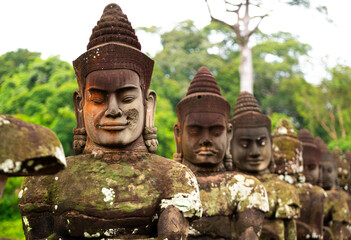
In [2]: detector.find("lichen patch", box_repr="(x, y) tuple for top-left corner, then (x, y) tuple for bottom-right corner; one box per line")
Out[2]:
(101, 187), (115, 205)
(0, 159), (21, 173)
(160, 190), (202, 218)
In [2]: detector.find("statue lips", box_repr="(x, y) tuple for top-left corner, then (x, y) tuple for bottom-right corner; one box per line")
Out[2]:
(98, 120), (128, 131)
(194, 147), (218, 156)
(247, 158), (264, 166)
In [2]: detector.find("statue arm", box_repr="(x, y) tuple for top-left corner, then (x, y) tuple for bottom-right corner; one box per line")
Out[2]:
(284, 219), (297, 240)
(157, 205), (189, 240)
(235, 208), (265, 240)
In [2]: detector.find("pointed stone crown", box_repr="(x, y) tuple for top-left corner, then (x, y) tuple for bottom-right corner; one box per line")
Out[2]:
(315, 137), (329, 153)
(186, 67), (221, 96)
(230, 91), (271, 131)
(272, 118), (296, 138)
(176, 67), (230, 122)
(298, 129), (320, 162)
(297, 129), (315, 146)
(73, 3), (154, 95)
(87, 3), (141, 50)
(272, 118), (302, 174)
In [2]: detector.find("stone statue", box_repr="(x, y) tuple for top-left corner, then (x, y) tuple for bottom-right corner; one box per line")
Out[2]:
(174, 67), (269, 239)
(230, 92), (301, 240)
(316, 137), (351, 240)
(19, 4), (202, 239)
(0, 114), (66, 199)
(332, 148), (350, 192)
(345, 150), (351, 195)
(272, 119), (325, 239)
(297, 129), (321, 186)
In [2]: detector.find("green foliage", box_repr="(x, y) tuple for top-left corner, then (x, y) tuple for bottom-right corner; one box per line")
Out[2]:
(0, 50), (77, 155)
(0, 177), (25, 239)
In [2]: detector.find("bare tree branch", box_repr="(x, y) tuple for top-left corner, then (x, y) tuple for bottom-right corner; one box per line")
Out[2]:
(248, 14), (268, 38)
(224, 0), (242, 9)
(337, 105), (346, 138)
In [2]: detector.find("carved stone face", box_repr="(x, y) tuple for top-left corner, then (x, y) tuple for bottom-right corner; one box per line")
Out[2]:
(302, 149), (319, 185)
(320, 156), (336, 190)
(83, 69), (144, 147)
(181, 112), (227, 167)
(232, 127), (271, 173)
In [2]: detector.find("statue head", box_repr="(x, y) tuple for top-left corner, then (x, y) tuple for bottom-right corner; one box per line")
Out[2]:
(72, 4), (157, 154)
(174, 67), (232, 172)
(272, 118), (303, 176)
(229, 91), (272, 175)
(0, 115), (66, 176)
(297, 129), (320, 185)
(332, 147), (349, 190)
(315, 137), (336, 190)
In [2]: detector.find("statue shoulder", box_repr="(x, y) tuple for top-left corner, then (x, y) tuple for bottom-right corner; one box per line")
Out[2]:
(226, 172), (269, 213)
(260, 173), (301, 219)
(150, 154), (203, 219)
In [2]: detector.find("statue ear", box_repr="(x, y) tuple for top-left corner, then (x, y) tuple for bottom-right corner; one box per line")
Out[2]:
(173, 123), (183, 162)
(73, 90), (84, 128)
(225, 123), (233, 171)
(144, 90), (158, 153)
(231, 128), (240, 170)
(73, 90), (86, 155)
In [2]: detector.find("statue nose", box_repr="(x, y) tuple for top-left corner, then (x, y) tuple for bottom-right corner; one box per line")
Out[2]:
(105, 94), (122, 118)
(250, 143), (260, 158)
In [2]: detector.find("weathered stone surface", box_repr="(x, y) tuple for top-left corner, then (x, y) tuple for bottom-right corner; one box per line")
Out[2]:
(188, 172), (269, 239)
(0, 114), (66, 176)
(295, 183), (325, 239)
(323, 189), (351, 239)
(19, 152), (202, 239)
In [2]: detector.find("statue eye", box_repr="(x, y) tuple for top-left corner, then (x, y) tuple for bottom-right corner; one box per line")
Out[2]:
(122, 96), (135, 103)
(88, 91), (105, 104)
(187, 126), (201, 135)
(240, 140), (249, 148)
(210, 126), (224, 137)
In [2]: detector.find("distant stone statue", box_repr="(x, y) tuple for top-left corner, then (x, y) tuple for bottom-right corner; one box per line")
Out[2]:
(174, 67), (269, 239)
(272, 119), (325, 240)
(0, 114), (66, 199)
(332, 147), (350, 192)
(19, 4), (202, 239)
(230, 92), (301, 240)
(317, 138), (351, 240)
(345, 150), (351, 196)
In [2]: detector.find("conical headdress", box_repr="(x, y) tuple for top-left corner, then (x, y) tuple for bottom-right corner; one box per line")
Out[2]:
(230, 91), (271, 131)
(298, 129), (320, 163)
(73, 3), (154, 94)
(176, 67), (230, 123)
(272, 118), (302, 174)
(315, 136), (333, 164)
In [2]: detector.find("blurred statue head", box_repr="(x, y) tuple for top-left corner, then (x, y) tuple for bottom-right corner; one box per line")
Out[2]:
(298, 129), (320, 185)
(272, 118), (303, 176)
(174, 67), (232, 172)
(229, 91), (272, 175)
(333, 147), (349, 190)
(72, 4), (157, 154)
(315, 137), (336, 190)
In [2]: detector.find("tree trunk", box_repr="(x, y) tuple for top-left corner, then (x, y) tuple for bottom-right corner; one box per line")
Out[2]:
(239, 43), (254, 93)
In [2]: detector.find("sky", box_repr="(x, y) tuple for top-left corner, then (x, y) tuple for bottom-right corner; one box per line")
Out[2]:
(0, 0), (350, 84)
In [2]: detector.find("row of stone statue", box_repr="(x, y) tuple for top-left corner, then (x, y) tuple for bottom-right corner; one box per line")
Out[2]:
(0, 3), (350, 240)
